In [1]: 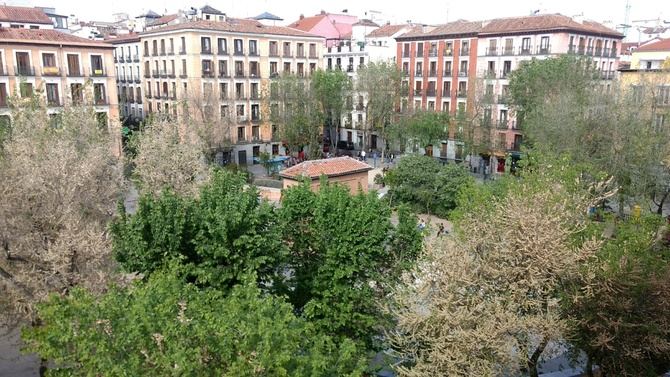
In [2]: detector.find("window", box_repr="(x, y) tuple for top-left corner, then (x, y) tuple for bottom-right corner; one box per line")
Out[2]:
(234, 39), (243, 55)
(202, 60), (213, 75)
(503, 61), (512, 77)
(417, 42), (423, 57)
(71, 83), (83, 104)
(284, 62), (291, 73)
(221, 104), (229, 119)
(269, 41), (278, 56)
(160, 39), (166, 55)
(90, 55), (104, 75)
(237, 126), (245, 141)
(249, 40), (258, 55)
(235, 61), (244, 77)
(181, 59), (187, 76)
(442, 81), (451, 95)
(46, 83), (59, 106)
(219, 60), (228, 77)
(93, 84), (106, 105)
(521, 37), (531, 53)
(504, 38), (513, 54)
(152, 40), (158, 55)
(444, 61), (452, 75)
(309, 43), (316, 57)
(270, 62), (278, 76)
(296, 43), (304, 57)
(459, 61), (468, 75)
(180, 37), (186, 53)
(0, 83), (7, 107)
(236, 104), (245, 116)
(201, 37), (211, 53)
(218, 38), (227, 54)
(42, 53), (57, 75)
(220, 83), (228, 99)
(655, 114), (666, 130)
(445, 41), (453, 55)
(283, 42), (291, 57)
(658, 86), (670, 105)
(416, 62), (422, 75)
(540, 36), (550, 53)
(461, 40), (469, 54)
(442, 101), (450, 112)
(249, 61), (259, 77)
(15, 52), (31, 75)
(19, 82), (33, 98)
(66, 54), (80, 76)
(404, 42), (410, 56)
(169, 38), (174, 54)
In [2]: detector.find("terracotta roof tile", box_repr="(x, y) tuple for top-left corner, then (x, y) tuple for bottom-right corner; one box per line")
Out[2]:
(397, 20), (482, 39)
(149, 14), (178, 26)
(280, 157), (372, 180)
(142, 19), (320, 38)
(366, 24), (407, 38)
(0, 28), (112, 48)
(635, 38), (670, 52)
(0, 5), (52, 24)
(106, 32), (141, 43)
(479, 14), (623, 37)
(353, 19), (379, 27)
(287, 15), (326, 32)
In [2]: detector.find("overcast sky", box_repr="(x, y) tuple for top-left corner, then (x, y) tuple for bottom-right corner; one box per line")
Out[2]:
(7, 0), (669, 40)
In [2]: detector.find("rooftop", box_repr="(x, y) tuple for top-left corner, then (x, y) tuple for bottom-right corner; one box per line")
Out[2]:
(353, 19), (379, 28)
(397, 20), (482, 39)
(0, 5), (52, 25)
(201, 5), (224, 15)
(479, 13), (623, 37)
(635, 38), (670, 53)
(366, 23), (408, 38)
(280, 157), (372, 180)
(141, 19), (321, 38)
(105, 32), (141, 44)
(0, 28), (112, 48)
(137, 10), (161, 19)
(252, 11), (283, 21)
(148, 14), (179, 26)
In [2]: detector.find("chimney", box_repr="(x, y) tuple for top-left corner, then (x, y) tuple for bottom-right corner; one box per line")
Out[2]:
(320, 10), (326, 15)
(299, 14), (304, 20)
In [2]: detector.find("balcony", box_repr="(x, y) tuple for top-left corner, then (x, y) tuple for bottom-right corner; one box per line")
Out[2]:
(15, 65), (35, 76)
(347, 65), (354, 72)
(119, 56), (125, 63)
(270, 72), (279, 78)
(152, 50), (158, 57)
(428, 49), (438, 57)
(461, 47), (470, 55)
(537, 45), (551, 55)
(180, 70), (188, 78)
(251, 115), (261, 123)
(586, 47), (594, 56)
(414, 89), (422, 96)
(114, 57), (118, 63)
(578, 46), (586, 55)
(415, 70), (423, 77)
(601, 70), (615, 80)
(42, 66), (60, 76)
(610, 49), (617, 57)
(134, 78), (141, 84)
(269, 49), (279, 57)
(401, 70), (409, 77)
(235, 70), (246, 78)
(119, 77), (127, 83)
(416, 50), (423, 58)
(136, 98), (143, 104)
(144, 72), (151, 78)
(457, 91), (467, 98)
(94, 97), (109, 106)
(485, 47), (498, 56)
(519, 46), (533, 55)
(143, 51), (150, 57)
(218, 71), (230, 78)
(403, 50), (410, 58)
(146, 93), (153, 99)
(250, 92), (260, 100)
(595, 47), (602, 56)
(179, 47), (186, 55)
(202, 70), (214, 78)
(443, 49), (453, 57)
(603, 47), (611, 57)
(168, 49), (174, 56)
(458, 71), (468, 77)
(234, 49), (245, 56)
(249, 70), (260, 78)
(443, 70), (452, 77)
(309, 51), (318, 59)
(501, 71), (511, 79)
(168, 70), (176, 78)
(249, 50), (260, 57)
(355, 103), (364, 111)
(428, 70), (437, 77)
(159, 70), (167, 78)
(133, 55), (140, 62)
(496, 120), (509, 129)
(160, 50), (166, 56)
(497, 95), (509, 104)
(282, 50), (292, 58)
(46, 98), (61, 107)
(426, 89), (436, 97)
(235, 92), (246, 100)
(218, 48), (228, 55)
(237, 115), (247, 123)
(152, 69), (159, 78)
(201, 48), (212, 55)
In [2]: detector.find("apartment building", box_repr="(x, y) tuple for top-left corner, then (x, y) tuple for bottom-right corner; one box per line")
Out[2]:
(325, 22), (412, 150)
(110, 33), (144, 122)
(396, 20), (482, 159)
(619, 38), (670, 130)
(139, 18), (323, 164)
(287, 11), (358, 48)
(0, 27), (119, 149)
(0, 5), (53, 29)
(477, 14), (623, 154)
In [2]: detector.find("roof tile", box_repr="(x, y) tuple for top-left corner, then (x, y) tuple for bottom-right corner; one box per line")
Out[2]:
(479, 14), (623, 37)
(0, 28), (112, 48)
(0, 5), (52, 24)
(280, 157), (372, 180)
(366, 24), (407, 38)
(635, 38), (670, 53)
(142, 19), (320, 38)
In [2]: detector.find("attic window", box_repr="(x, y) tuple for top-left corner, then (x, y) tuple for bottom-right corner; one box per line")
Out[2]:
(205, 15), (210, 20)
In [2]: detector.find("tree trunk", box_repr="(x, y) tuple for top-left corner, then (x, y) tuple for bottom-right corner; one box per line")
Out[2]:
(656, 190), (669, 215)
(528, 337), (548, 377)
(585, 355), (594, 377)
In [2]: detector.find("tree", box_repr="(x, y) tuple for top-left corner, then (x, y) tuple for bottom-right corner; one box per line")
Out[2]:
(385, 155), (474, 217)
(401, 110), (450, 153)
(131, 118), (210, 197)
(312, 69), (352, 148)
(112, 170), (285, 291)
(389, 160), (611, 376)
(22, 269), (367, 376)
(277, 180), (422, 348)
(565, 214), (670, 376)
(270, 73), (324, 159)
(509, 55), (670, 213)
(357, 61), (402, 157)
(0, 98), (123, 325)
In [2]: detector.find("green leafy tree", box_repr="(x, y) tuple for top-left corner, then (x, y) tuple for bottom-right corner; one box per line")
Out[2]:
(22, 269), (367, 376)
(565, 215), (670, 376)
(270, 73), (324, 159)
(111, 169), (285, 290)
(386, 155), (474, 217)
(312, 69), (352, 148)
(403, 110), (450, 153)
(357, 61), (402, 157)
(278, 180), (421, 347)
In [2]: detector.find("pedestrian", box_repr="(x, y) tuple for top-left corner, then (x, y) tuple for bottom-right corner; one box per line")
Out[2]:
(418, 219), (426, 231)
(390, 152), (395, 163)
(437, 223), (445, 236)
(361, 149), (367, 161)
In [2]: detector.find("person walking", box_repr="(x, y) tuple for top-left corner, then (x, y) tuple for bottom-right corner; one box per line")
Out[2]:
(361, 149), (366, 161)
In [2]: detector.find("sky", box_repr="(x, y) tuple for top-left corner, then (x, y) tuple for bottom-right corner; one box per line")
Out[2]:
(6, 0), (670, 41)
